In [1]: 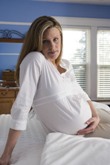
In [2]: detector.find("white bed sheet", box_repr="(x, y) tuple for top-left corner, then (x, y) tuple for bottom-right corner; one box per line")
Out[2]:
(40, 132), (110, 165)
(0, 113), (47, 165)
(0, 102), (110, 165)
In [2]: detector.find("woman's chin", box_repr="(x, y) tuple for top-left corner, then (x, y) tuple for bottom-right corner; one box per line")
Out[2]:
(48, 56), (58, 62)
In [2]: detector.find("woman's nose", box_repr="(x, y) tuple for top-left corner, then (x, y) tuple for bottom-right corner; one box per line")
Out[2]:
(49, 41), (55, 50)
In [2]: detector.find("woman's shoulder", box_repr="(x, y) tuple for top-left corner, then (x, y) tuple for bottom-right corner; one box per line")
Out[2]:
(20, 51), (46, 70)
(24, 51), (45, 63)
(21, 51), (46, 66)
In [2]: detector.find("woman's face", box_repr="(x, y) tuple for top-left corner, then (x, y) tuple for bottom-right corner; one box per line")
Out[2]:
(42, 27), (61, 64)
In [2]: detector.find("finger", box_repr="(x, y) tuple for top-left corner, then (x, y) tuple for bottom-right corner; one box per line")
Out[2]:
(77, 124), (95, 135)
(77, 129), (93, 135)
(86, 117), (95, 125)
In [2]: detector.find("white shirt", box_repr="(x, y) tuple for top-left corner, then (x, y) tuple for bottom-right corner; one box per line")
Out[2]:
(10, 52), (92, 135)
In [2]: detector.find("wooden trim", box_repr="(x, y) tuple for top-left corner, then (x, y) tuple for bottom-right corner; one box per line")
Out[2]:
(0, 38), (24, 43)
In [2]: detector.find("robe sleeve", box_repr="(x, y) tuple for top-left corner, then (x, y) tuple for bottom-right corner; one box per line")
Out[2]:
(10, 52), (43, 130)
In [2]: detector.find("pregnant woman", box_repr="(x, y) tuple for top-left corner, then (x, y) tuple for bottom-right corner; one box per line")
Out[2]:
(0, 16), (99, 165)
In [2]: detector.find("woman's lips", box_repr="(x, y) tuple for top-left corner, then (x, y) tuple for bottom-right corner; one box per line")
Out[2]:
(48, 51), (58, 58)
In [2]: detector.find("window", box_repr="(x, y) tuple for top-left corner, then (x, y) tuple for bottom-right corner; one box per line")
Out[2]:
(62, 28), (90, 91)
(97, 30), (110, 99)
(54, 16), (110, 101)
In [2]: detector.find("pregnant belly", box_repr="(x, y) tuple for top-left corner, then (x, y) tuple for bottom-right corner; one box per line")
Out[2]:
(36, 98), (92, 135)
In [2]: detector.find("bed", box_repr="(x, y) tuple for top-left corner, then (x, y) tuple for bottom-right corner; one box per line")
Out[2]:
(0, 102), (110, 165)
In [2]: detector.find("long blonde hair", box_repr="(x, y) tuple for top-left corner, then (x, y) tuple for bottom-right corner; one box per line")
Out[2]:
(16, 16), (63, 84)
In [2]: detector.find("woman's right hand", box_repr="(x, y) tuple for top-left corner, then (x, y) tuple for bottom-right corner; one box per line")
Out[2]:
(0, 154), (11, 165)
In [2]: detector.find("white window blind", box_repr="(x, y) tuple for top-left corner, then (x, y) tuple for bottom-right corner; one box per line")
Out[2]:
(62, 28), (89, 91)
(97, 30), (110, 98)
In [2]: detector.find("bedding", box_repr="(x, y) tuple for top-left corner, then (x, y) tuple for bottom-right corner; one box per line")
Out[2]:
(0, 102), (110, 165)
(0, 113), (47, 165)
(40, 132), (110, 165)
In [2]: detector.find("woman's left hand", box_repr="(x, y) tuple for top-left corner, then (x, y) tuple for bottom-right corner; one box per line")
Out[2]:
(77, 116), (100, 135)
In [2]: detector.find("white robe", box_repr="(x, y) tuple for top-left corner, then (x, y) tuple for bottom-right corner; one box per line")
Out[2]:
(10, 52), (92, 135)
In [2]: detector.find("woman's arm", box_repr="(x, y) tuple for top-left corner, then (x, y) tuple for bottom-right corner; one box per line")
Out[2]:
(87, 100), (99, 118)
(77, 100), (100, 135)
(0, 129), (21, 165)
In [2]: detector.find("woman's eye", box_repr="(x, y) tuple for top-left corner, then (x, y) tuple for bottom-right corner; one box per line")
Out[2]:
(54, 38), (58, 42)
(43, 38), (59, 45)
(43, 40), (49, 45)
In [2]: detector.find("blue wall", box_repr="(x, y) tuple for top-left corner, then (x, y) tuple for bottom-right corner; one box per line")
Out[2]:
(0, 0), (110, 79)
(1, 0), (110, 21)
